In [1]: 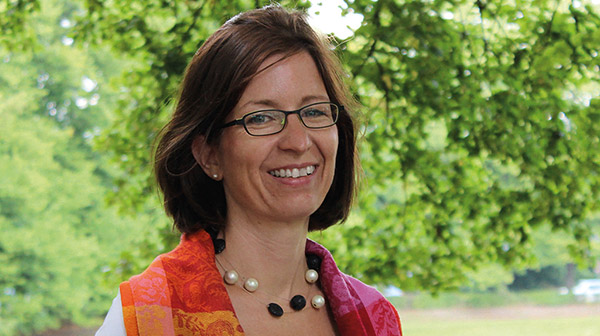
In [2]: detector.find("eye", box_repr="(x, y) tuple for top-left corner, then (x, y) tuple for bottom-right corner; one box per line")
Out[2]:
(302, 107), (328, 118)
(245, 111), (278, 125)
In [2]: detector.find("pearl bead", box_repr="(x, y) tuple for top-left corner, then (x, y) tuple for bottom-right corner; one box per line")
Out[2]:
(305, 269), (319, 283)
(244, 278), (259, 292)
(311, 294), (325, 309)
(223, 270), (239, 285)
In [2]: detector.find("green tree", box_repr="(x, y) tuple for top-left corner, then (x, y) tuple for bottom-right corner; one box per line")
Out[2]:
(2, 0), (599, 294)
(0, 98), (105, 334)
(509, 216), (600, 290)
(0, 1), (165, 334)
(321, 0), (600, 290)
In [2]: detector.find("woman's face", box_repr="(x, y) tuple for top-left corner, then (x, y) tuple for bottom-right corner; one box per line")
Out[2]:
(212, 51), (338, 225)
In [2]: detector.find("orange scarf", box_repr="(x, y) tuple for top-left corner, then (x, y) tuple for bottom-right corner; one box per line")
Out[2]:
(120, 230), (402, 335)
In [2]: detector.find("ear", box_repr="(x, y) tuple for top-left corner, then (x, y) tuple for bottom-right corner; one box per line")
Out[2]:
(191, 135), (222, 180)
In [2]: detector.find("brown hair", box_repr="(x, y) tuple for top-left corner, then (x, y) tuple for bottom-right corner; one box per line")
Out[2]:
(154, 5), (358, 234)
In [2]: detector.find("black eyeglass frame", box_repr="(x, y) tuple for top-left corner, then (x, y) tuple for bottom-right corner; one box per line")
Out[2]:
(221, 101), (343, 136)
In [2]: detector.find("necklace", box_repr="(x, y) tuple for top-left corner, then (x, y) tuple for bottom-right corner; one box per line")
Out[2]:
(213, 237), (325, 317)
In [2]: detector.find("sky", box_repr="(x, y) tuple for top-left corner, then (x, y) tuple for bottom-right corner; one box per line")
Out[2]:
(308, 0), (363, 39)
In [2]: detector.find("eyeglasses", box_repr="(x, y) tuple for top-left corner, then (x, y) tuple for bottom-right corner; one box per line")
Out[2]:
(221, 102), (342, 136)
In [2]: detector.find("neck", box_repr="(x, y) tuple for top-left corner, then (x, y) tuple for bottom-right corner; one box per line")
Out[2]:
(220, 215), (310, 298)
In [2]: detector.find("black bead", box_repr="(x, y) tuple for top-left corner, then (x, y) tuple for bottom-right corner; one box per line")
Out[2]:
(206, 226), (219, 239)
(213, 239), (226, 254)
(306, 253), (321, 271)
(267, 303), (284, 317)
(290, 295), (306, 311)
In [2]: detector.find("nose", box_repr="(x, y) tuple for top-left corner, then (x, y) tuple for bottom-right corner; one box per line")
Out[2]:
(278, 113), (311, 152)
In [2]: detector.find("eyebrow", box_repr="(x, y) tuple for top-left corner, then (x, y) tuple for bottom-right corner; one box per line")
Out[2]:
(238, 95), (330, 111)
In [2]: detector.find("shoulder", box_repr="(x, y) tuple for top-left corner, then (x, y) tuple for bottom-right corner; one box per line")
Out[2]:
(343, 273), (386, 301)
(343, 274), (399, 314)
(342, 273), (402, 334)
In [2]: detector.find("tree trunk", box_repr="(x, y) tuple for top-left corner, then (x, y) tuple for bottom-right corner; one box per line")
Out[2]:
(566, 263), (576, 289)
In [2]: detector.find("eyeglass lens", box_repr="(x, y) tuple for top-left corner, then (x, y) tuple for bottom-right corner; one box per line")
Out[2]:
(244, 103), (338, 136)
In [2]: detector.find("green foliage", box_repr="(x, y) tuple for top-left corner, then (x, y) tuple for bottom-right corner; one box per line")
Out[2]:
(0, 0), (41, 50)
(0, 1), (167, 334)
(0, 80), (104, 334)
(319, 0), (600, 291)
(509, 218), (600, 290)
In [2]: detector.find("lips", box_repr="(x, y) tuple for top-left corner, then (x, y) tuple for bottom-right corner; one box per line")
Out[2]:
(268, 165), (316, 178)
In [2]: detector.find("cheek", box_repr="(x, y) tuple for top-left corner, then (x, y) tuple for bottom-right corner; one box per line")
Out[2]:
(217, 134), (248, 174)
(218, 134), (272, 175)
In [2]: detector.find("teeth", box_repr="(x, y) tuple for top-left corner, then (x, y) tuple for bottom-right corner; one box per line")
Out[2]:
(269, 165), (315, 178)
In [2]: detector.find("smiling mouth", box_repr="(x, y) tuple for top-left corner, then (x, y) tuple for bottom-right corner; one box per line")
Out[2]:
(268, 165), (316, 178)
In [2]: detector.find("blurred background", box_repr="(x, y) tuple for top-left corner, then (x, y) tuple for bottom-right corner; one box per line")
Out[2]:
(1, 0), (599, 335)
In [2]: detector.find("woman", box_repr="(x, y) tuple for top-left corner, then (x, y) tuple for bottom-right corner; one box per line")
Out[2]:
(97, 5), (402, 335)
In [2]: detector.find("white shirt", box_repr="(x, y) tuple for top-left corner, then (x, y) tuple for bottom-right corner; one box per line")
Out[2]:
(95, 290), (126, 336)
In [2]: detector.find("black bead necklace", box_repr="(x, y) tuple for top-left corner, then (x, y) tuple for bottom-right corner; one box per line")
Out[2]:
(213, 237), (324, 317)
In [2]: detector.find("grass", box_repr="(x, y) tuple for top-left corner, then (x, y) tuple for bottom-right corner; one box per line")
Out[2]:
(402, 314), (600, 336)
(391, 289), (600, 336)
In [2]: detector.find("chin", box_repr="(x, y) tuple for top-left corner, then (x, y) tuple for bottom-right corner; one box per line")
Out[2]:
(271, 204), (321, 223)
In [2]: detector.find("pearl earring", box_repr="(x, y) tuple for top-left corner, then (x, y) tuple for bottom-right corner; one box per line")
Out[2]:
(212, 174), (218, 179)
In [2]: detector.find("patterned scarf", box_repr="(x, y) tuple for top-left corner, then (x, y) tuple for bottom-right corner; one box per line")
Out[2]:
(120, 230), (402, 335)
